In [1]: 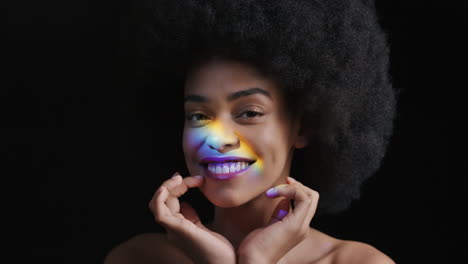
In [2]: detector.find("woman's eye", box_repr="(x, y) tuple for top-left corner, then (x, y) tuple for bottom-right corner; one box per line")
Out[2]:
(238, 110), (264, 119)
(185, 113), (210, 127)
(186, 113), (208, 122)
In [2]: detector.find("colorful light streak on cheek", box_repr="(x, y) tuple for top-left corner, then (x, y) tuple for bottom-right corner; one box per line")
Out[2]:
(237, 133), (264, 176)
(185, 120), (264, 175)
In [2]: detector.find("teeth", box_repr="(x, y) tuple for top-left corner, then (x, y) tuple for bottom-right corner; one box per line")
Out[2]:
(207, 161), (250, 174)
(229, 163), (236, 173)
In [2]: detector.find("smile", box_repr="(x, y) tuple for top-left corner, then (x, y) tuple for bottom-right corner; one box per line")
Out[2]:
(199, 156), (256, 180)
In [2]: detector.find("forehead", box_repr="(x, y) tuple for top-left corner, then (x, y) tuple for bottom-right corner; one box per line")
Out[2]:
(184, 59), (281, 99)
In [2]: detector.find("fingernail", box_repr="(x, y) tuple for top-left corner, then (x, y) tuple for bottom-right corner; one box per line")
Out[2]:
(287, 177), (296, 182)
(266, 187), (278, 197)
(266, 184), (288, 197)
(172, 172), (180, 178)
(194, 175), (203, 180)
(275, 209), (289, 220)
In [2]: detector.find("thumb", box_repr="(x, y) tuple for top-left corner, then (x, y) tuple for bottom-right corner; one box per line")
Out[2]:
(268, 198), (291, 225)
(180, 202), (205, 228)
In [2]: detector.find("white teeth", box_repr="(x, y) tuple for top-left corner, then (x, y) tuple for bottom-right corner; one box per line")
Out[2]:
(206, 161), (251, 174)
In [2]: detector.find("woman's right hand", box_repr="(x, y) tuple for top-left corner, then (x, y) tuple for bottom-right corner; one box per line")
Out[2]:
(149, 172), (236, 264)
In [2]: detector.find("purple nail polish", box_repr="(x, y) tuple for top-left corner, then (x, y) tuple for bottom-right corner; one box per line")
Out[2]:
(266, 187), (278, 197)
(276, 209), (288, 220)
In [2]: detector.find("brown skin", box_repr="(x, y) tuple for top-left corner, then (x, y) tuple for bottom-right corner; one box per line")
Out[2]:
(104, 60), (395, 264)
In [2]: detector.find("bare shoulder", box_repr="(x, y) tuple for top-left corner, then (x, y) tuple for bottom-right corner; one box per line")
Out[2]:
(103, 233), (193, 264)
(332, 240), (395, 264)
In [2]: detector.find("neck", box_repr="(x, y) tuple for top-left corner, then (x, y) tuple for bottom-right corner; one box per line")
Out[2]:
(207, 176), (288, 250)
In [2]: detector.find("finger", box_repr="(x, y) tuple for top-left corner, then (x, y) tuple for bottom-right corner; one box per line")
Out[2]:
(150, 173), (183, 205)
(170, 175), (204, 197)
(286, 184), (319, 226)
(180, 202), (204, 228)
(163, 175), (205, 215)
(287, 177), (307, 191)
(305, 192), (318, 224)
(161, 173), (183, 191)
(166, 195), (180, 215)
(152, 186), (171, 220)
(286, 177), (308, 205)
(287, 178), (319, 221)
(266, 184), (311, 220)
(184, 175), (204, 187)
(148, 173), (182, 209)
(268, 198), (291, 225)
(303, 188), (319, 223)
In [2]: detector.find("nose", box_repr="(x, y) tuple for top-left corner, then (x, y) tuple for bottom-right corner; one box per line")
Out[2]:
(205, 121), (240, 153)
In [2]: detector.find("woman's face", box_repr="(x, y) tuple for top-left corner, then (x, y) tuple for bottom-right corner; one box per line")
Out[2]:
(183, 59), (306, 208)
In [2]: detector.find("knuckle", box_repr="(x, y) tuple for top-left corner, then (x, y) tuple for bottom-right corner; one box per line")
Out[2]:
(299, 189), (310, 200)
(290, 187), (298, 197)
(311, 190), (319, 198)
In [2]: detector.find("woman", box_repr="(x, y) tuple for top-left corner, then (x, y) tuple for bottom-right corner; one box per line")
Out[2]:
(106, 0), (398, 263)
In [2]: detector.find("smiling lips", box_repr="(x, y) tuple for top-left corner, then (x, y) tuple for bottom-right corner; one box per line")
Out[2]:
(199, 156), (256, 180)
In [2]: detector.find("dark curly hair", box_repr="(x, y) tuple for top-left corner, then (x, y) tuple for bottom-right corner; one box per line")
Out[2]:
(137, 0), (399, 215)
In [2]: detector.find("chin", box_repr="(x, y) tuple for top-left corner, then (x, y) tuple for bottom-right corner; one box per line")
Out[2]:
(200, 187), (250, 208)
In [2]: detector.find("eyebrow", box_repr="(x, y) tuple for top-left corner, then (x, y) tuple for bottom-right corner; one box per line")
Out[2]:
(184, 87), (272, 103)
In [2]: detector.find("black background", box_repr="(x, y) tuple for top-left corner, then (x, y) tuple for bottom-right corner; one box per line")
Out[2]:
(5, 0), (466, 263)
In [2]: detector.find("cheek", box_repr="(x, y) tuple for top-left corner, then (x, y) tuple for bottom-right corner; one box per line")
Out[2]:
(183, 127), (203, 149)
(255, 125), (290, 169)
(182, 128), (197, 165)
(183, 122), (222, 152)
(183, 126), (211, 158)
(239, 138), (264, 176)
(182, 128), (203, 174)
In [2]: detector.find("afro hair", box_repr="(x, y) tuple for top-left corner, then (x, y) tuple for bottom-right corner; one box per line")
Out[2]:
(136, 0), (400, 214)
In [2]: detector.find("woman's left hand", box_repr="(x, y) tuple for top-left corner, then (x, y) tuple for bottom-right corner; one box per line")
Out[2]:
(237, 177), (319, 264)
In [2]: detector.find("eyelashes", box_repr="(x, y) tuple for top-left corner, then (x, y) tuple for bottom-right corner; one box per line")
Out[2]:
(186, 113), (209, 122)
(185, 110), (265, 126)
(237, 110), (264, 119)
(185, 113), (207, 127)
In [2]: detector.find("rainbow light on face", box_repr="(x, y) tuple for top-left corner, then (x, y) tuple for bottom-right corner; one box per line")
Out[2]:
(236, 132), (264, 175)
(186, 119), (264, 175)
